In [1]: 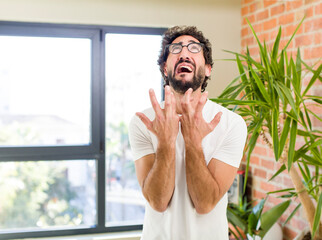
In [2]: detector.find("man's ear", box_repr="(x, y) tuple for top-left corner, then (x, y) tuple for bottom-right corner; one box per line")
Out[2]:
(205, 64), (211, 77)
(164, 65), (168, 77)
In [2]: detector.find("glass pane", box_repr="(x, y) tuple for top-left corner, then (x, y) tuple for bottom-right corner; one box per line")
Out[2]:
(0, 36), (91, 146)
(0, 160), (96, 232)
(105, 34), (162, 226)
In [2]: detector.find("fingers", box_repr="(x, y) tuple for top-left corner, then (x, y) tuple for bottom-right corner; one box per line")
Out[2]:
(195, 91), (208, 114)
(171, 91), (176, 107)
(181, 88), (193, 112)
(164, 85), (173, 113)
(149, 89), (163, 117)
(136, 112), (153, 132)
(209, 112), (222, 130)
(184, 88), (193, 103)
(164, 86), (178, 118)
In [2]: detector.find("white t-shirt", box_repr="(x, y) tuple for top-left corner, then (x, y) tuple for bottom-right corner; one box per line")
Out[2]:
(129, 100), (247, 240)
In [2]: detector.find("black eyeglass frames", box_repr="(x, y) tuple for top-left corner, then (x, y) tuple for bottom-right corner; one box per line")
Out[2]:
(167, 42), (204, 54)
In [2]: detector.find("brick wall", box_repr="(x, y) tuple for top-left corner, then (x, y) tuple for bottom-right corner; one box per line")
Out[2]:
(240, 0), (321, 239)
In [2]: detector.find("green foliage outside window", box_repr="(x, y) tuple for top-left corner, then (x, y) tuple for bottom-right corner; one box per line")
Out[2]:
(0, 123), (83, 230)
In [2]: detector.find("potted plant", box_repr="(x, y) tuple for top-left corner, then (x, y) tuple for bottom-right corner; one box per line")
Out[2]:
(214, 18), (322, 239)
(228, 195), (290, 239)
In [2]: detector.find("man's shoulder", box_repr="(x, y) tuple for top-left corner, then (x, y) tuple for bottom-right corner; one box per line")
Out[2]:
(131, 106), (155, 122)
(205, 100), (243, 121)
(129, 106), (155, 133)
(141, 106), (156, 120)
(205, 100), (246, 135)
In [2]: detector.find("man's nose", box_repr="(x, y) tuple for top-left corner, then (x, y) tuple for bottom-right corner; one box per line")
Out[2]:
(178, 47), (192, 61)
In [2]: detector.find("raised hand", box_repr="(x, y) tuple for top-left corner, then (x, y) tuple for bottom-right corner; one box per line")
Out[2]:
(136, 86), (180, 144)
(180, 88), (222, 144)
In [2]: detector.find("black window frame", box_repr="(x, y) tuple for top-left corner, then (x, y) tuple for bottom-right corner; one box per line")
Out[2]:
(0, 21), (166, 240)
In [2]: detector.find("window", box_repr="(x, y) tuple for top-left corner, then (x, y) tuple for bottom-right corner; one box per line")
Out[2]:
(0, 36), (91, 146)
(105, 34), (162, 226)
(0, 160), (96, 229)
(0, 22), (164, 239)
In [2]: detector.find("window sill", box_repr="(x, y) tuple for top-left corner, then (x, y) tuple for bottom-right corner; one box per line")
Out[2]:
(19, 231), (142, 240)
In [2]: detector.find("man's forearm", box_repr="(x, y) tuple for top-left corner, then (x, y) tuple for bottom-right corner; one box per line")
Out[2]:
(185, 143), (220, 214)
(142, 143), (176, 212)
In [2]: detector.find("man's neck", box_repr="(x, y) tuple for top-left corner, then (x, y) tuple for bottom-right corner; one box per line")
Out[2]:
(171, 87), (203, 114)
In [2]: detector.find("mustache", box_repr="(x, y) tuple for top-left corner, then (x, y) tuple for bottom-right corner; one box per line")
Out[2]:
(174, 59), (195, 73)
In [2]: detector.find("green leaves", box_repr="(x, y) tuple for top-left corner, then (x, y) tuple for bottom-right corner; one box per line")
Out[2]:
(282, 16), (305, 52)
(227, 206), (247, 230)
(217, 16), (322, 238)
(250, 67), (270, 104)
(302, 63), (322, 96)
(228, 198), (291, 239)
(271, 27), (281, 60)
(259, 200), (291, 238)
(247, 198), (266, 237)
(278, 116), (291, 159)
(288, 120), (298, 170)
(272, 108), (279, 161)
(313, 194), (322, 238)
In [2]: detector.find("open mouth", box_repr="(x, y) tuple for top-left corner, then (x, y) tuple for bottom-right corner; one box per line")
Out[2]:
(177, 65), (193, 73)
(174, 59), (195, 76)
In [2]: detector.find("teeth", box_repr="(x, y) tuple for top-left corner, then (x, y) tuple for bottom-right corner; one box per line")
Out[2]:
(181, 66), (192, 71)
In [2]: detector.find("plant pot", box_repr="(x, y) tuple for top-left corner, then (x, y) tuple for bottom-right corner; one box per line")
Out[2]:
(246, 223), (283, 240)
(294, 227), (311, 240)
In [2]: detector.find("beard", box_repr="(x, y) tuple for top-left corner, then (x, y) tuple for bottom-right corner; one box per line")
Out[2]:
(167, 66), (205, 95)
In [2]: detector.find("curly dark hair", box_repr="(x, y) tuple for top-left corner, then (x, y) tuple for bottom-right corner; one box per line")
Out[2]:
(157, 26), (213, 92)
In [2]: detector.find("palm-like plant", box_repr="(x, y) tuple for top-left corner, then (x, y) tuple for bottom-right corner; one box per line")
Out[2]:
(213, 18), (322, 239)
(228, 197), (290, 239)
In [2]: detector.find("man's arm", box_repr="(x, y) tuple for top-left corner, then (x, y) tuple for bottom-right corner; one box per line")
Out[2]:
(180, 88), (238, 214)
(185, 149), (237, 214)
(134, 86), (179, 212)
(135, 142), (175, 212)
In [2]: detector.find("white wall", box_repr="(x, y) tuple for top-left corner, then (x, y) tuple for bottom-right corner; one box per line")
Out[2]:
(0, 0), (241, 98)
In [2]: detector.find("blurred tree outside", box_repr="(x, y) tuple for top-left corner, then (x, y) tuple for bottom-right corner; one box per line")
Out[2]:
(106, 121), (135, 190)
(0, 120), (39, 145)
(0, 122), (84, 230)
(105, 121), (144, 223)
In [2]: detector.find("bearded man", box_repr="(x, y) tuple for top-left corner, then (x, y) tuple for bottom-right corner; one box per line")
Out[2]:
(129, 26), (247, 240)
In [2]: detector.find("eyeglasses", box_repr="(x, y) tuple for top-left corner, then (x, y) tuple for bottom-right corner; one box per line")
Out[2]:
(167, 42), (204, 54)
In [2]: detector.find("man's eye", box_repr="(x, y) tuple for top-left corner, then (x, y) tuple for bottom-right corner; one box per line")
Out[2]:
(171, 45), (181, 51)
(190, 44), (200, 51)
